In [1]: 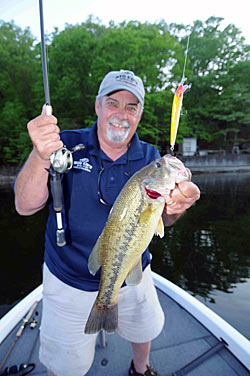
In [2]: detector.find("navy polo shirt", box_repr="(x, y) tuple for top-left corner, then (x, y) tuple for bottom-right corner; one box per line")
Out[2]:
(45, 122), (161, 291)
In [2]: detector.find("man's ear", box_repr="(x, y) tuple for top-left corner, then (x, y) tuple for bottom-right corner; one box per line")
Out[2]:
(138, 108), (143, 122)
(95, 98), (99, 116)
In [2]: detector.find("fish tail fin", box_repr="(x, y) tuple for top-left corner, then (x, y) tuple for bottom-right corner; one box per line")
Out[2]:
(84, 302), (118, 334)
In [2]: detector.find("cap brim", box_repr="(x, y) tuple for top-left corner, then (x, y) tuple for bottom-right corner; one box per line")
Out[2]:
(100, 86), (144, 107)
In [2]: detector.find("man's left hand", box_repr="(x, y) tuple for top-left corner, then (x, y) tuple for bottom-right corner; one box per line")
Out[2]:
(164, 180), (200, 215)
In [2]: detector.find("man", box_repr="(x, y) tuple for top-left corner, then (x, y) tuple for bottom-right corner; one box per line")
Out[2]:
(14, 70), (200, 376)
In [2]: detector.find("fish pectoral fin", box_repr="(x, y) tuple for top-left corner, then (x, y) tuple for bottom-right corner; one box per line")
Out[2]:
(138, 204), (153, 224)
(155, 217), (164, 238)
(88, 237), (102, 275)
(125, 261), (143, 286)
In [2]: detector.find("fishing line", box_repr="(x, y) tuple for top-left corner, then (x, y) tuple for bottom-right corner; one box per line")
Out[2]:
(181, 32), (190, 83)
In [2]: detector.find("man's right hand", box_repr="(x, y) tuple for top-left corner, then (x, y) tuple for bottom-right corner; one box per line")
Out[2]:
(27, 105), (63, 161)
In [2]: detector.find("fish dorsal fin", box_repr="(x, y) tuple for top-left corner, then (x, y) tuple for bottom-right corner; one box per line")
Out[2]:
(155, 217), (164, 238)
(125, 260), (143, 286)
(88, 237), (102, 276)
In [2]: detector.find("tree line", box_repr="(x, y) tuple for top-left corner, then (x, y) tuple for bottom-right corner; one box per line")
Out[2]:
(0, 16), (250, 165)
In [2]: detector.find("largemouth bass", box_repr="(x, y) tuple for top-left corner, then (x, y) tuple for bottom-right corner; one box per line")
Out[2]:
(84, 154), (189, 334)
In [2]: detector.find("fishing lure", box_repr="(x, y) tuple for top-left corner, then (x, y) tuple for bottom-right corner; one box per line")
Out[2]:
(170, 34), (191, 153)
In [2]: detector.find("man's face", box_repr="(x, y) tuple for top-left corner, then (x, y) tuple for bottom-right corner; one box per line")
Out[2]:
(95, 90), (142, 148)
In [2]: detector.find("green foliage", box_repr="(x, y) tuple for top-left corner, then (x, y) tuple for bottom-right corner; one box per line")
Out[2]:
(183, 17), (250, 148)
(0, 16), (250, 165)
(0, 21), (41, 164)
(48, 18), (103, 127)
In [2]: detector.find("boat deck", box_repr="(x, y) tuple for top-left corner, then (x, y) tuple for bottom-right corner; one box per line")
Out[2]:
(0, 287), (249, 376)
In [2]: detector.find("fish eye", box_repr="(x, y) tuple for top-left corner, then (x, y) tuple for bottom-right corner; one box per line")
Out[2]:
(154, 160), (161, 168)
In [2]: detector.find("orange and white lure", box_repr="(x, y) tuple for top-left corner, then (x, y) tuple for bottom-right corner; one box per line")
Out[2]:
(170, 33), (191, 153)
(170, 82), (190, 152)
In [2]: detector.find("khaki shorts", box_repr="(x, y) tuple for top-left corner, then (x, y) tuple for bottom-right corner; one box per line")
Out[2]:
(39, 263), (164, 376)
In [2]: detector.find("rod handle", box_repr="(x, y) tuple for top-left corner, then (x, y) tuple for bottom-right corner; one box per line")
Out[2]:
(50, 172), (62, 212)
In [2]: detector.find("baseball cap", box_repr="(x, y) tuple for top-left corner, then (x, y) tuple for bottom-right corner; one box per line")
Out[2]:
(97, 70), (145, 107)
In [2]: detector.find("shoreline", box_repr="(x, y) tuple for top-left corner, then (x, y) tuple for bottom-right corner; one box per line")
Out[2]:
(0, 181), (15, 189)
(0, 175), (16, 187)
(1, 165), (250, 186)
(189, 166), (250, 174)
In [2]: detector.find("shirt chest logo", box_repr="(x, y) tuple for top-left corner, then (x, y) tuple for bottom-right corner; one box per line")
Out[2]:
(73, 158), (93, 173)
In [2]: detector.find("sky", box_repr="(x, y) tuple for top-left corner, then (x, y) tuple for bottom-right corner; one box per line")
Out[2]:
(0, 0), (250, 44)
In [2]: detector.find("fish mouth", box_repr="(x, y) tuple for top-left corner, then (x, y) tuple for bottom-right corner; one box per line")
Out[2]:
(145, 187), (162, 199)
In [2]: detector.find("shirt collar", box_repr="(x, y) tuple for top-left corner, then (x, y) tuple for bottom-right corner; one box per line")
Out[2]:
(88, 122), (144, 162)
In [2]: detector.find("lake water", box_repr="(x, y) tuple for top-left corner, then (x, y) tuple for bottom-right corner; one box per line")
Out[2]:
(0, 172), (250, 340)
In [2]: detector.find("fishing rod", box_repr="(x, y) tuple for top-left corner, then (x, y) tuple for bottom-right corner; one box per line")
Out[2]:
(38, 0), (84, 246)
(170, 32), (192, 154)
(0, 302), (39, 371)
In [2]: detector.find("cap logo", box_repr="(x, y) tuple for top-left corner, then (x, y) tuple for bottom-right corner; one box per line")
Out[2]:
(115, 73), (138, 87)
(97, 70), (144, 106)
